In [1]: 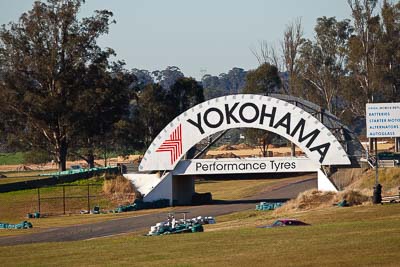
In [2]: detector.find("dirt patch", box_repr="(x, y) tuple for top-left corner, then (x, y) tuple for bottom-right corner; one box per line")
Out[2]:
(215, 145), (237, 151)
(15, 165), (33, 171)
(117, 155), (141, 162)
(204, 152), (240, 159)
(0, 154), (139, 172)
(232, 143), (254, 150)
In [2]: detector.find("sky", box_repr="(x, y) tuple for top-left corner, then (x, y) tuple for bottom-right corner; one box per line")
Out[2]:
(0, 0), (353, 80)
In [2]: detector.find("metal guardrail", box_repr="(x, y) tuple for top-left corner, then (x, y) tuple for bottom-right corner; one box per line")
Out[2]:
(379, 160), (397, 168)
(382, 195), (400, 203)
(361, 154), (399, 168)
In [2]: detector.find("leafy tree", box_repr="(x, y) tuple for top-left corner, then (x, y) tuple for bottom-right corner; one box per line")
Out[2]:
(243, 63), (281, 156)
(340, 74), (366, 128)
(152, 66), (184, 90)
(244, 63), (281, 94)
(298, 17), (353, 115)
(378, 0), (400, 102)
(201, 74), (226, 100)
(202, 86), (226, 100)
(131, 68), (154, 89)
(220, 68), (247, 94)
(201, 68), (247, 99)
(0, 0), (122, 170)
(201, 74), (220, 89)
(169, 77), (204, 116)
(69, 62), (136, 168)
(111, 117), (143, 155)
(132, 84), (174, 148)
(347, 0), (381, 113)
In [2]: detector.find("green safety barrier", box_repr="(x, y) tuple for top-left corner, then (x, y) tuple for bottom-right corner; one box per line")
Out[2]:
(0, 221), (33, 229)
(114, 199), (170, 213)
(337, 200), (349, 207)
(40, 166), (117, 176)
(27, 212), (40, 218)
(256, 202), (284, 211)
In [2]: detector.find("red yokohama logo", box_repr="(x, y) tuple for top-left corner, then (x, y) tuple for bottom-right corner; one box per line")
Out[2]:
(156, 124), (183, 165)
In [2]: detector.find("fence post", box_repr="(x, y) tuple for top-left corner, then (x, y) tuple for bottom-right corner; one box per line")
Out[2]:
(87, 184), (90, 212)
(63, 185), (66, 215)
(37, 188), (41, 213)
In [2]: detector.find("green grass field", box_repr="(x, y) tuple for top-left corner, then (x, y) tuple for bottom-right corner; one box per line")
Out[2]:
(0, 178), (287, 235)
(0, 204), (399, 266)
(0, 152), (26, 165)
(1, 174), (400, 266)
(0, 175), (174, 238)
(0, 177), (113, 222)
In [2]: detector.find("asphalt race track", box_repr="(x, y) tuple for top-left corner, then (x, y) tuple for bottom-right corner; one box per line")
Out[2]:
(0, 175), (316, 246)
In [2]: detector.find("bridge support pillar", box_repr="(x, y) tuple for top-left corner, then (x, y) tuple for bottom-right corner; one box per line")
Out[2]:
(369, 138), (374, 153)
(172, 176), (195, 205)
(318, 169), (338, 192)
(142, 172), (173, 205)
(291, 142), (296, 157)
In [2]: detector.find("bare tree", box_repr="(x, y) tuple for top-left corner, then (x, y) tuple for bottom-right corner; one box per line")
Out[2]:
(251, 40), (281, 70)
(281, 18), (305, 96)
(251, 18), (304, 96)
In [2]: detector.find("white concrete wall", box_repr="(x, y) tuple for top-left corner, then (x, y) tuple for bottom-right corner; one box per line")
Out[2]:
(124, 173), (161, 196)
(142, 172), (173, 205)
(317, 169), (338, 192)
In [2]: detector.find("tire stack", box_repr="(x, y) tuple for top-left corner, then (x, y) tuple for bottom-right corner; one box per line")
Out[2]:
(256, 202), (284, 211)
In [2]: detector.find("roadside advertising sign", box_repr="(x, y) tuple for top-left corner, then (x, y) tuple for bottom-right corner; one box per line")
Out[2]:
(366, 103), (400, 138)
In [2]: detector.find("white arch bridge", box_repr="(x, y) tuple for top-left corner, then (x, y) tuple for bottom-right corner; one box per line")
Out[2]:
(126, 94), (366, 205)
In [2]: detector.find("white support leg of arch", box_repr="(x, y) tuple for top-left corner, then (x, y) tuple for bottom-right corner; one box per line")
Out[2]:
(143, 172), (173, 205)
(317, 169), (338, 192)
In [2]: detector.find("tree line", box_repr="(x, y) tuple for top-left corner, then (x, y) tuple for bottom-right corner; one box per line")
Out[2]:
(0, 0), (204, 170)
(0, 0), (399, 170)
(252, 0), (400, 121)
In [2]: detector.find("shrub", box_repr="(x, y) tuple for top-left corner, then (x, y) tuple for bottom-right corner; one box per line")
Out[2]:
(274, 189), (370, 215)
(335, 190), (370, 205)
(103, 175), (141, 205)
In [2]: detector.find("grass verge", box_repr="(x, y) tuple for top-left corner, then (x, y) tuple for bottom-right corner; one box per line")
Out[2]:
(0, 177), (112, 222)
(0, 176), (308, 237)
(0, 176), (170, 238)
(348, 167), (400, 194)
(0, 204), (399, 266)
